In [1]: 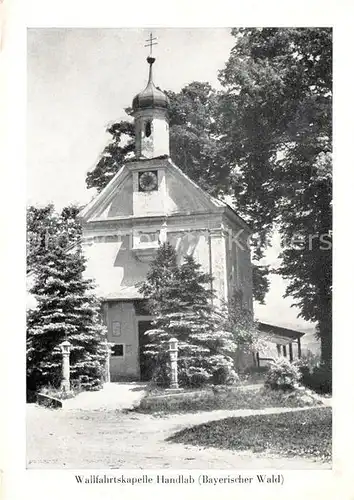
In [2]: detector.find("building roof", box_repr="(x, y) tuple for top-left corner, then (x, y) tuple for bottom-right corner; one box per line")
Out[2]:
(79, 157), (252, 234)
(132, 57), (170, 112)
(258, 321), (305, 340)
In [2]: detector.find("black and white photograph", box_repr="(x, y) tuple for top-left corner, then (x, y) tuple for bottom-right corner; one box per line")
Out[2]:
(25, 27), (333, 471)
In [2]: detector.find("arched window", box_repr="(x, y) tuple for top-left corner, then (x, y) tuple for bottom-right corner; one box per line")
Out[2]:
(145, 121), (152, 137)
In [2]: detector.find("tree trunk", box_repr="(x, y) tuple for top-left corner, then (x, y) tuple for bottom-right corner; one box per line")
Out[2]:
(319, 318), (332, 366)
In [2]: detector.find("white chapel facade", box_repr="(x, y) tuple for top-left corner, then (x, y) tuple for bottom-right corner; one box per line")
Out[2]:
(79, 55), (254, 381)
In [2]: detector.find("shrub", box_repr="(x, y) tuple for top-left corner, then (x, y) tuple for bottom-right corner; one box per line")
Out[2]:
(178, 355), (238, 388)
(188, 367), (212, 388)
(147, 351), (239, 389)
(240, 365), (269, 384)
(244, 365), (269, 375)
(148, 352), (171, 387)
(299, 350), (321, 370)
(207, 354), (239, 385)
(212, 365), (233, 385)
(211, 364), (239, 385)
(178, 360), (211, 388)
(264, 357), (301, 391)
(312, 363), (332, 394)
(150, 356), (214, 389)
(296, 362), (332, 394)
(134, 385), (319, 415)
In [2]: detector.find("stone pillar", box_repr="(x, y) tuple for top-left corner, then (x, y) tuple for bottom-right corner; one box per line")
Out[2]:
(289, 342), (293, 362)
(60, 340), (72, 392)
(168, 337), (179, 389)
(209, 228), (228, 305)
(159, 221), (167, 245)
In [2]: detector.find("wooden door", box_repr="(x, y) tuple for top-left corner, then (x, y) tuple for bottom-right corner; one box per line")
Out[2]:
(138, 321), (153, 381)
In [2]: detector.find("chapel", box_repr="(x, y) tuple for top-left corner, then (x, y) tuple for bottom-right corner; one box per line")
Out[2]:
(79, 55), (302, 381)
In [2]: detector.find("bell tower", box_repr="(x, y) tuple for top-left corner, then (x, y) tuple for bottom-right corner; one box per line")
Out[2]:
(132, 51), (170, 159)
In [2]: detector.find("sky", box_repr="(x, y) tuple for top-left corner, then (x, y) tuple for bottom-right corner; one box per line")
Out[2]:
(27, 28), (235, 209)
(27, 27), (315, 334)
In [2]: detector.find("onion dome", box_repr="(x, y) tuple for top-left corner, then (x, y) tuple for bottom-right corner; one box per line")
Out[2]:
(132, 56), (170, 111)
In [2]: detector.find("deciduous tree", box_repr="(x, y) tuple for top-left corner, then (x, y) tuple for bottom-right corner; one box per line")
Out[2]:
(218, 28), (332, 364)
(27, 203), (82, 272)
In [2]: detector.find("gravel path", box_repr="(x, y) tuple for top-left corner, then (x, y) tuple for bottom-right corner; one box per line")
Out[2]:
(62, 382), (148, 411)
(27, 384), (331, 470)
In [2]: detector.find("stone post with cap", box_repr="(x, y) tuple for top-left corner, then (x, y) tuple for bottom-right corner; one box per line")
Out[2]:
(168, 337), (179, 389)
(60, 340), (72, 392)
(105, 341), (111, 383)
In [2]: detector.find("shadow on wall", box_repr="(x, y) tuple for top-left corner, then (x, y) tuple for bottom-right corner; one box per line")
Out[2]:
(113, 235), (150, 287)
(107, 176), (134, 218)
(166, 170), (205, 214)
(168, 232), (199, 265)
(113, 232), (201, 288)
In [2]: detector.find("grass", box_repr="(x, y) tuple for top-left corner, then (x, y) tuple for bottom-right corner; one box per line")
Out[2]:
(134, 385), (322, 414)
(167, 407), (332, 462)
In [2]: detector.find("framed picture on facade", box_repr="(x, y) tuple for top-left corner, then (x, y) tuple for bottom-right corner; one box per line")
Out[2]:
(112, 321), (121, 338)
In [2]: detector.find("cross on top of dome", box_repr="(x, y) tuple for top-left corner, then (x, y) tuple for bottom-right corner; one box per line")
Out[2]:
(132, 33), (170, 112)
(144, 32), (158, 57)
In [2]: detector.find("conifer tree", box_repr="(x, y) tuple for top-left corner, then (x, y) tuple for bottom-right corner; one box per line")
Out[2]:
(27, 203), (82, 273)
(138, 241), (180, 321)
(27, 242), (107, 393)
(138, 243), (237, 386)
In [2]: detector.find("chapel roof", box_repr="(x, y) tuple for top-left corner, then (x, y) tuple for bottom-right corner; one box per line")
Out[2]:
(132, 57), (170, 112)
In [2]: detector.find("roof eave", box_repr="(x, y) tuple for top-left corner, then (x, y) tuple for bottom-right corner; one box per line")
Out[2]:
(258, 321), (306, 339)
